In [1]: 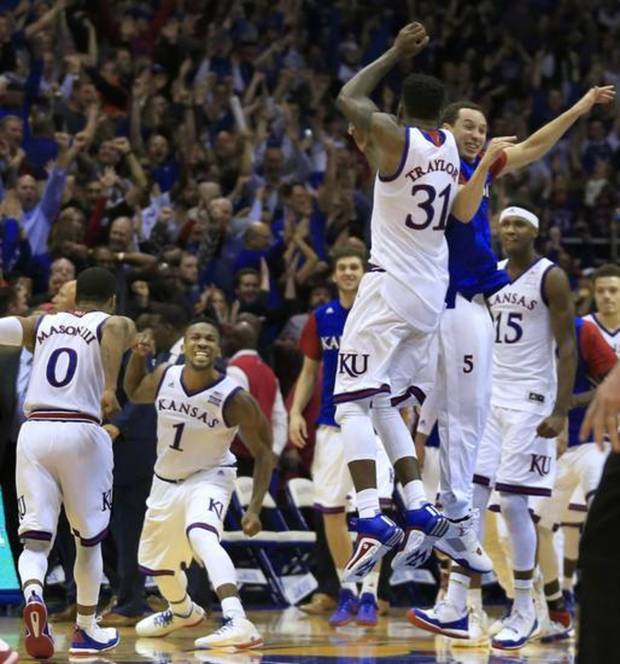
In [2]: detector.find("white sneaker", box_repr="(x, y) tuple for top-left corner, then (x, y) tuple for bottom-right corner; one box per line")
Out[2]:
(433, 512), (493, 574)
(407, 599), (470, 638)
(135, 603), (205, 637)
(452, 606), (490, 648)
(536, 610), (574, 643)
(195, 616), (263, 651)
(491, 610), (538, 650)
(69, 622), (120, 654)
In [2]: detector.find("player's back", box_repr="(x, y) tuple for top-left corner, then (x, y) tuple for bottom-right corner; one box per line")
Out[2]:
(583, 313), (620, 357)
(155, 365), (240, 481)
(370, 127), (459, 329)
(489, 257), (557, 413)
(25, 310), (109, 421)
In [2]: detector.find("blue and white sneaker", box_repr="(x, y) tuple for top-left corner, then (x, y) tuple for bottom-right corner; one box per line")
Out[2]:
(356, 593), (378, 627)
(69, 623), (120, 654)
(392, 503), (449, 571)
(329, 589), (358, 627)
(23, 592), (55, 659)
(491, 610), (538, 650)
(343, 514), (403, 583)
(407, 600), (470, 639)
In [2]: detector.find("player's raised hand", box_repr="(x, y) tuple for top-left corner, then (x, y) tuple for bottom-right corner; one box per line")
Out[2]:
(133, 330), (155, 357)
(575, 85), (615, 114)
(101, 389), (121, 419)
(394, 22), (429, 58)
(289, 412), (308, 448)
(480, 136), (517, 168)
(241, 509), (262, 537)
(536, 412), (566, 439)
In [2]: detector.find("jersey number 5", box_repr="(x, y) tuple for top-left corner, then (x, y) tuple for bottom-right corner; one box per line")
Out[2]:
(405, 184), (451, 231)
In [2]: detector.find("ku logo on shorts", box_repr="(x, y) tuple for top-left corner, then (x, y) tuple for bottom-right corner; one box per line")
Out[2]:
(208, 498), (224, 520)
(529, 454), (552, 477)
(338, 353), (369, 378)
(101, 490), (113, 512)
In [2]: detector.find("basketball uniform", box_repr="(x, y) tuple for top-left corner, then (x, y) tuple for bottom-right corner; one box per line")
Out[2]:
(299, 299), (394, 512)
(543, 317), (617, 530)
(138, 366), (242, 575)
(582, 313), (620, 357)
(417, 153), (509, 519)
(333, 127), (459, 410)
(16, 310), (113, 545)
(475, 258), (558, 502)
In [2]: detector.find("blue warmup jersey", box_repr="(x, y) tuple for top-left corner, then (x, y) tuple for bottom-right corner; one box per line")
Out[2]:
(445, 155), (510, 307)
(299, 299), (349, 427)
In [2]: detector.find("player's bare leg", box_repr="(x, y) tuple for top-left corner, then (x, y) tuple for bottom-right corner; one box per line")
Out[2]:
(70, 541), (120, 654)
(19, 540), (55, 659)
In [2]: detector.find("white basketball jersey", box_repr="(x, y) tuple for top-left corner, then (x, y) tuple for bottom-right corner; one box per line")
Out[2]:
(583, 313), (620, 357)
(489, 258), (557, 413)
(370, 127), (459, 331)
(24, 310), (109, 420)
(154, 365), (240, 480)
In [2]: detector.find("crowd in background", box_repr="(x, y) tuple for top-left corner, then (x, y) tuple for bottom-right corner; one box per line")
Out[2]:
(0, 0), (619, 615)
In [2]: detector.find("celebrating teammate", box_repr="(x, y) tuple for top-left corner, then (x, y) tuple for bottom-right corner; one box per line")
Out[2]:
(584, 264), (620, 357)
(290, 244), (394, 626)
(412, 204), (577, 649)
(0, 267), (135, 658)
(124, 319), (274, 651)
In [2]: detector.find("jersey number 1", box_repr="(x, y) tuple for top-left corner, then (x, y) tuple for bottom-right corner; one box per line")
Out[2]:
(170, 422), (185, 451)
(405, 184), (451, 231)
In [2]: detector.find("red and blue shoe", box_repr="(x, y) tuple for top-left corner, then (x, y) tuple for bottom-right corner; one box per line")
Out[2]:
(328, 589), (359, 627)
(23, 592), (55, 659)
(69, 623), (120, 655)
(392, 503), (449, 571)
(407, 599), (470, 639)
(343, 514), (403, 583)
(356, 593), (379, 627)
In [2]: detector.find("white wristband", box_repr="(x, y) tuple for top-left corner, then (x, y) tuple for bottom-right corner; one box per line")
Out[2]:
(0, 316), (24, 346)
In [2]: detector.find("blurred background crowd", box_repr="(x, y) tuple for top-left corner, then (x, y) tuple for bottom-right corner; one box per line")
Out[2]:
(0, 0), (619, 618)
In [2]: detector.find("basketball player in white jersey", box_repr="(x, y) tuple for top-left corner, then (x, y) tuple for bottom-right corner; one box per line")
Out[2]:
(124, 319), (274, 651)
(0, 267), (136, 658)
(584, 264), (620, 357)
(332, 21), (491, 582)
(412, 205), (577, 649)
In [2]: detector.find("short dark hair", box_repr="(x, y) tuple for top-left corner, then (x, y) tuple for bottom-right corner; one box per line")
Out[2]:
(76, 267), (116, 304)
(234, 267), (259, 288)
(401, 74), (445, 121)
(593, 263), (620, 285)
(330, 243), (367, 272)
(186, 316), (221, 339)
(149, 302), (189, 330)
(440, 100), (485, 126)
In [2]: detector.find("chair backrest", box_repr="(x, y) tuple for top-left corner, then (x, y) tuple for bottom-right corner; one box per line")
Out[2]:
(235, 476), (277, 509)
(286, 478), (315, 509)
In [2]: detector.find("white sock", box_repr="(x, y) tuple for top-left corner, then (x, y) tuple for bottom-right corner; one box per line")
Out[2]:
(361, 570), (379, 598)
(18, 548), (48, 602)
(562, 576), (574, 592)
(356, 488), (379, 518)
(221, 596), (246, 620)
(337, 568), (358, 595)
(468, 587), (482, 611)
(169, 593), (193, 616)
(76, 613), (96, 630)
(445, 572), (470, 614)
(513, 577), (534, 615)
(402, 479), (428, 510)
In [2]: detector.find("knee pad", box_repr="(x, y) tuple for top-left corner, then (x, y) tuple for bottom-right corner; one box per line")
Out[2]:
(499, 492), (529, 521)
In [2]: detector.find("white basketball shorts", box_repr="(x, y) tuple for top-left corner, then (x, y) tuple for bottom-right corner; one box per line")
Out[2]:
(333, 271), (437, 409)
(536, 442), (610, 530)
(16, 420), (113, 545)
(311, 425), (394, 511)
(475, 405), (556, 497)
(138, 466), (235, 576)
(422, 446), (440, 504)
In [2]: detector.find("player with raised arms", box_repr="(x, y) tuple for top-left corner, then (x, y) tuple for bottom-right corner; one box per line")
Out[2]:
(0, 267), (136, 658)
(124, 318), (274, 651)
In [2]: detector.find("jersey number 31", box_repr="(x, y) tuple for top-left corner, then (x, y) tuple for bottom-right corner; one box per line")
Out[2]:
(405, 184), (451, 231)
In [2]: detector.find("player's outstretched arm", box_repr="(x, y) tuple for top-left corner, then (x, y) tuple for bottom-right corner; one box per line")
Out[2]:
(451, 136), (516, 223)
(100, 315), (137, 418)
(537, 267), (577, 439)
(123, 331), (166, 404)
(0, 314), (40, 350)
(500, 86), (615, 175)
(225, 390), (276, 536)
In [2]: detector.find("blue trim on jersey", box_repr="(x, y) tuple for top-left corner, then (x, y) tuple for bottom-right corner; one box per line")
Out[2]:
(540, 263), (556, 307)
(592, 313), (620, 337)
(378, 127), (410, 182)
(568, 317), (595, 447)
(179, 369), (226, 398)
(445, 155), (510, 307)
(419, 129), (446, 146)
(222, 385), (243, 428)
